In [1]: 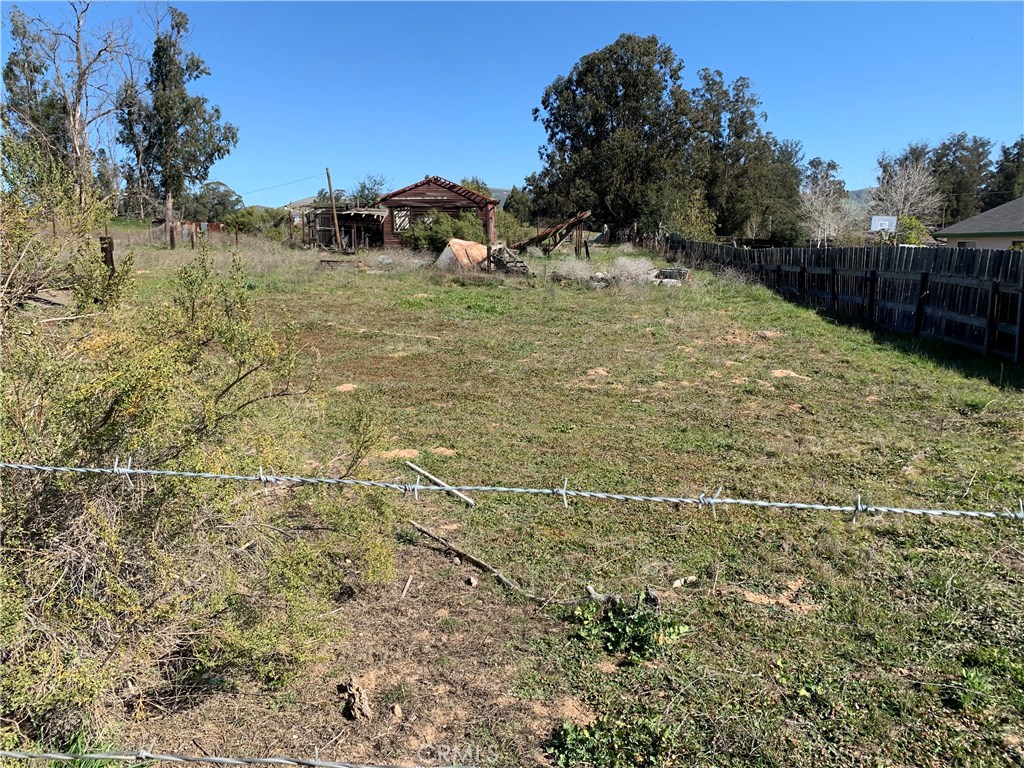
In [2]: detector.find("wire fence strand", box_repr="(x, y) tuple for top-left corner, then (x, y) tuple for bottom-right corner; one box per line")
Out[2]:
(1, 461), (1021, 521)
(0, 750), (388, 768)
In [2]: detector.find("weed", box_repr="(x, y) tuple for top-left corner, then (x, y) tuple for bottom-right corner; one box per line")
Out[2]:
(548, 710), (682, 767)
(573, 601), (689, 662)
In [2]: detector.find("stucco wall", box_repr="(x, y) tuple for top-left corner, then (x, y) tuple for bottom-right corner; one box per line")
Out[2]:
(938, 235), (1023, 250)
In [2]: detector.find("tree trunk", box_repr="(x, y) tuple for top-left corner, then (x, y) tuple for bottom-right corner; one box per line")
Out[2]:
(166, 189), (176, 249)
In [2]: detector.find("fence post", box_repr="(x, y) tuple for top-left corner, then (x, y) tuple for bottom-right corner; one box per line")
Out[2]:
(867, 269), (878, 327)
(913, 271), (930, 337)
(830, 266), (838, 311)
(984, 280), (1001, 356)
(799, 255), (807, 302)
(1015, 250), (1024, 364)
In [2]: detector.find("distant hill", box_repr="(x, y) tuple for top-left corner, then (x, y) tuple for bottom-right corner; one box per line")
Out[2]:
(488, 187), (511, 207)
(847, 188), (872, 205)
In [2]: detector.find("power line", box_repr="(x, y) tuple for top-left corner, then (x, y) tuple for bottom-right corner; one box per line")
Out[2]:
(238, 174), (322, 196)
(1, 461), (1021, 521)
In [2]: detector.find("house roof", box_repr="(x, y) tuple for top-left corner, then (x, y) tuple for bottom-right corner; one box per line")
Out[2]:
(934, 196), (1024, 237)
(377, 176), (499, 207)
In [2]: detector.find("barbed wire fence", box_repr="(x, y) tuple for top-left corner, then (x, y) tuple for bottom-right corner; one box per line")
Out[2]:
(0, 749), (394, 768)
(1, 460), (1021, 521)
(1, 463), (1020, 767)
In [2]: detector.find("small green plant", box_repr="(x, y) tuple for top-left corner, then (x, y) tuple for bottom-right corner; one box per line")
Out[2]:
(395, 526), (420, 545)
(548, 711), (682, 767)
(573, 600), (689, 662)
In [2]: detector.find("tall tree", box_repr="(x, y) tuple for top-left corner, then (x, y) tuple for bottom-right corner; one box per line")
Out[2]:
(180, 181), (242, 222)
(130, 6), (237, 247)
(3, 2), (132, 205)
(929, 132), (993, 225)
(800, 157), (848, 246)
(984, 136), (1024, 210)
(503, 185), (533, 224)
(531, 33), (690, 232)
(349, 172), (390, 206)
(871, 150), (943, 224)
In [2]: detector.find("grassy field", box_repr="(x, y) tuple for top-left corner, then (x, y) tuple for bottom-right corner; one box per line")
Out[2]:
(94, 237), (1024, 765)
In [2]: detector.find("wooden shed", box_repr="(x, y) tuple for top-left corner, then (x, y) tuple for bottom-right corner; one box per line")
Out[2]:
(377, 176), (498, 247)
(304, 204), (386, 251)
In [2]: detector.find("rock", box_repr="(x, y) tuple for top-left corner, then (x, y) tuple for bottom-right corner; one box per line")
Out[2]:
(377, 256), (394, 266)
(337, 678), (372, 721)
(466, 576), (478, 587)
(391, 704), (402, 719)
(653, 278), (683, 287)
(452, 556), (461, 565)
(672, 576), (698, 588)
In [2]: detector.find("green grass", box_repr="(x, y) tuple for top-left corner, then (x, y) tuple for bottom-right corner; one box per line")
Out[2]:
(125, 242), (1024, 766)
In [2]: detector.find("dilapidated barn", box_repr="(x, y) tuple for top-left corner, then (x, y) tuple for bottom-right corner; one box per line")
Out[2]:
(304, 204), (386, 250)
(377, 176), (498, 246)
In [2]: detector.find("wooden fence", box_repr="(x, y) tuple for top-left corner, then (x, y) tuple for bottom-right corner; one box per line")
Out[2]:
(673, 241), (1024, 362)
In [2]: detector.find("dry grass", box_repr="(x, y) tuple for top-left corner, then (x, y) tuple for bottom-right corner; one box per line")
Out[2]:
(24, 249), (1024, 766)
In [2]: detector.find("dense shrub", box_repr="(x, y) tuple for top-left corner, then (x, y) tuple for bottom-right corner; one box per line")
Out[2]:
(1, 135), (392, 743)
(400, 209), (486, 253)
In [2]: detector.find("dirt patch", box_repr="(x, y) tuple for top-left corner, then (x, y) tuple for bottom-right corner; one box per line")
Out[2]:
(428, 447), (457, 457)
(757, 330), (783, 340)
(379, 449), (420, 460)
(334, 383), (358, 392)
(586, 367), (610, 378)
(771, 369), (811, 381)
(124, 538), (565, 767)
(722, 577), (821, 615)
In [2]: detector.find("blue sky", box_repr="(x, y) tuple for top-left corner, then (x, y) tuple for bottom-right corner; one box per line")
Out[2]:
(3, 1), (1023, 207)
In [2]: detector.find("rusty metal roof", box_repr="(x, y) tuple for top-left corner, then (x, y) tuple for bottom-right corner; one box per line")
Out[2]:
(377, 176), (498, 207)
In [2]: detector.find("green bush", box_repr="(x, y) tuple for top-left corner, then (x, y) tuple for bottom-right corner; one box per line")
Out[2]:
(573, 600), (689, 662)
(401, 209), (486, 253)
(548, 710), (683, 767)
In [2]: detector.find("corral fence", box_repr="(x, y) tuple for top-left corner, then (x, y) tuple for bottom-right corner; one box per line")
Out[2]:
(671, 240), (1024, 363)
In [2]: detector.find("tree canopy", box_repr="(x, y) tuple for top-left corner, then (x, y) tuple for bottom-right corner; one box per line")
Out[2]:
(528, 34), (805, 244)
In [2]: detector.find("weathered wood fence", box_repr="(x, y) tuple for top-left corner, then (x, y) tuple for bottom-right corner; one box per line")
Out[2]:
(674, 241), (1024, 362)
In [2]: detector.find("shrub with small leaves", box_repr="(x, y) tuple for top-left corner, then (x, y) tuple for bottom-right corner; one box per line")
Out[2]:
(573, 600), (689, 662)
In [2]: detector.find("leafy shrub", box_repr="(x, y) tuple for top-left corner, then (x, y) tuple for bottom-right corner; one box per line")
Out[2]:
(496, 207), (533, 245)
(548, 710), (683, 767)
(573, 600), (689, 662)
(401, 209), (486, 253)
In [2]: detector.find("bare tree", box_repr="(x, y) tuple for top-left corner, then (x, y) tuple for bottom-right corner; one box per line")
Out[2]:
(870, 154), (944, 223)
(3, 2), (133, 206)
(800, 157), (847, 246)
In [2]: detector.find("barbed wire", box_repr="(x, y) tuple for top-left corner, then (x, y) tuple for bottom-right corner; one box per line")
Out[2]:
(1, 461), (1021, 521)
(0, 749), (390, 768)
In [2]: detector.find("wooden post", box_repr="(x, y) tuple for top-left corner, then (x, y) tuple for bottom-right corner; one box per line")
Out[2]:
(799, 259), (807, 302)
(326, 167), (342, 252)
(867, 269), (878, 327)
(584, 239), (591, 261)
(913, 271), (929, 337)
(234, 225), (239, 246)
(190, 225), (196, 250)
(1016, 253), (1024, 364)
(104, 222), (109, 237)
(984, 280), (1000, 356)
(99, 236), (115, 275)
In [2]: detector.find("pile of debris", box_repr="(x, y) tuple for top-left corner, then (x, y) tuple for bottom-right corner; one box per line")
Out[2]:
(550, 267), (691, 290)
(434, 239), (530, 275)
